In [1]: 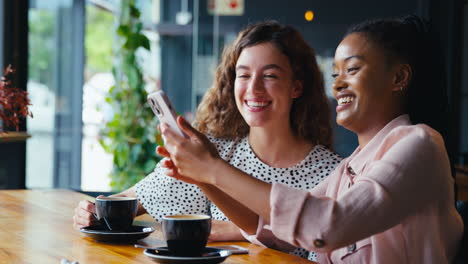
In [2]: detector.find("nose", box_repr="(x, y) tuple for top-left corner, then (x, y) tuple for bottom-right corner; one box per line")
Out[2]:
(332, 74), (348, 93)
(248, 74), (265, 94)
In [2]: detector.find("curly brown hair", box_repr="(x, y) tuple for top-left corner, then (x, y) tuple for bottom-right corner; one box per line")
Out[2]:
(195, 21), (333, 148)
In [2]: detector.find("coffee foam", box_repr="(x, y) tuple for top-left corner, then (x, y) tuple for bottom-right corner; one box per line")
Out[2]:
(96, 197), (137, 201)
(163, 214), (210, 220)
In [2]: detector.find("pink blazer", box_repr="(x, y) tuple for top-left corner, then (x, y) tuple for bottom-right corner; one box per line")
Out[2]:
(249, 115), (463, 263)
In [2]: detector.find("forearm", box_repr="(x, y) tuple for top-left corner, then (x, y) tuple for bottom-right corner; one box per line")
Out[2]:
(199, 183), (259, 234)
(208, 160), (272, 223)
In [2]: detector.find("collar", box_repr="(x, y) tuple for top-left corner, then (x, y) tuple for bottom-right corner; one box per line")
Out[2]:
(346, 114), (412, 178)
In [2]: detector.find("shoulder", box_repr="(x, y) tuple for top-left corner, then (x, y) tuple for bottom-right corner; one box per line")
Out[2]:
(382, 124), (445, 154)
(374, 124), (449, 172)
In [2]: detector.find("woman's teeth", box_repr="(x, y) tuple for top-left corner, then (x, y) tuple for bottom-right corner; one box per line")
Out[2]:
(338, 96), (354, 105)
(246, 101), (270, 107)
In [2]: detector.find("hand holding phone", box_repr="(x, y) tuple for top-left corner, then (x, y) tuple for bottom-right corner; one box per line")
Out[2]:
(147, 90), (187, 138)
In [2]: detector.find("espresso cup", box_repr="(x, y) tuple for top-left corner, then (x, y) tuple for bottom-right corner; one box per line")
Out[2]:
(162, 214), (211, 256)
(95, 197), (138, 231)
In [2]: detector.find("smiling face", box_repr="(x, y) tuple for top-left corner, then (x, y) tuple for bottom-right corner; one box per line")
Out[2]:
(234, 42), (302, 129)
(332, 33), (402, 135)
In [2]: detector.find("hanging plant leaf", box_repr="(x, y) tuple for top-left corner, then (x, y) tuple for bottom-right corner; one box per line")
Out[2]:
(117, 25), (130, 36)
(137, 34), (151, 50)
(129, 4), (141, 18)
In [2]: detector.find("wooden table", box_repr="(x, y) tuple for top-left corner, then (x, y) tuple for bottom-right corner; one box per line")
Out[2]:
(0, 189), (315, 263)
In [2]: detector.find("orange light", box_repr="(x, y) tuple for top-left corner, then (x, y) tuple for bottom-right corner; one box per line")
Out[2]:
(305, 10), (314, 22)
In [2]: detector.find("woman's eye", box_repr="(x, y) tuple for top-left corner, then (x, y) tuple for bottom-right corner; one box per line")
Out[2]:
(347, 67), (359, 73)
(331, 73), (338, 79)
(237, 74), (249, 79)
(264, 74), (277, 79)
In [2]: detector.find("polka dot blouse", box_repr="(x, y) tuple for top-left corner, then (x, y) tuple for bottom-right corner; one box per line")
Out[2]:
(135, 136), (342, 261)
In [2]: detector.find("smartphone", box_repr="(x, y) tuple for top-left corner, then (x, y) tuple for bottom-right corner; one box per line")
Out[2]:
(147, 90), (187, 138)
(214, 245), (249, 254)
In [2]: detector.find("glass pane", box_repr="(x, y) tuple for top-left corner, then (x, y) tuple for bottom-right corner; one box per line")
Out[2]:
(81, 3), (114, 191)
(82, 0), (160, 191)
(27, 3), (58, 188)
(27, 0), (84, 189)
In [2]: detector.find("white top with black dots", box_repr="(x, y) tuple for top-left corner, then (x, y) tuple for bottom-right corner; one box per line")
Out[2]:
(135, 136), (341, 260)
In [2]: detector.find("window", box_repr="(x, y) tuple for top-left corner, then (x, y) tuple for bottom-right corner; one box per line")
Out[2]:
(26, 0), (161, 192)
(27, 0), (84, 189)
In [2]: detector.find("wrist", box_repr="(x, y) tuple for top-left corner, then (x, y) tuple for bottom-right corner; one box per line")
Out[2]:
(207, 158), (228, 185)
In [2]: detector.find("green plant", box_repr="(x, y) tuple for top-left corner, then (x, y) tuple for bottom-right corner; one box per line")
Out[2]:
(99, 1), (161, 191)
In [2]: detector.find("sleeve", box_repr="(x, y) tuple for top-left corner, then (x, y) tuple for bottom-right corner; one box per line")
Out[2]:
(266, 129), (451, 252)
(240, 151), (339, 252)
(309, 171), (332, 197)
(135, 159), (210, 222)
(240, 166), (336, 252)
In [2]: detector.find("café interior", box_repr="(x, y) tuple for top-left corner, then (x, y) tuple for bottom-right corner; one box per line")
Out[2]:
(0, 0), (467, 263)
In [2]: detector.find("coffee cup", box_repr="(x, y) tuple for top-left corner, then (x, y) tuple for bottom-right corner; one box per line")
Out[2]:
(95, 197), (138, 231)
(162, 214), (211, 256)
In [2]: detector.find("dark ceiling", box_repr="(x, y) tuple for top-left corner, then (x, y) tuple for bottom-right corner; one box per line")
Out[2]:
(163, 0), (421, 55)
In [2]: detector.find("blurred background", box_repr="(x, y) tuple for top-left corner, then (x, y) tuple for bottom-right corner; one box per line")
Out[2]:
(0, 0), (467, 197)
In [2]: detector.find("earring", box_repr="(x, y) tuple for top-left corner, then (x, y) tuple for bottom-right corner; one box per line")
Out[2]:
(399, 83), (407, 92)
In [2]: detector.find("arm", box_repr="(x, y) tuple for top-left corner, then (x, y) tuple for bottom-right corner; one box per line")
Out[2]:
(157, 145), (265, 234)
(206, 161), (273, 222)
(200, 183), (261, 235)
(163, 118), (451, 252)
(267, 127), (451, 252)
(209, 220), (246, 242)
(159, 117), (308, 251)
(160, 118), (273, 222)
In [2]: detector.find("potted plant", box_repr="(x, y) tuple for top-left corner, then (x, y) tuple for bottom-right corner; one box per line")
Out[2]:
(0, 65), (32, 141)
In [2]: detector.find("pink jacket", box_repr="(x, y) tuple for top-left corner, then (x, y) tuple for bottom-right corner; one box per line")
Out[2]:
(250, 115), (463, 263)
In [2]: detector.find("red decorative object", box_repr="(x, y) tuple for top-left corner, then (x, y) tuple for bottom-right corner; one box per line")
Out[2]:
(0, 65), (32, 131)
(229, 0), (238, 9)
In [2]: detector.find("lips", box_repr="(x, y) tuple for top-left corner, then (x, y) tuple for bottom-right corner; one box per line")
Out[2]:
(244, 99), (271, 112)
